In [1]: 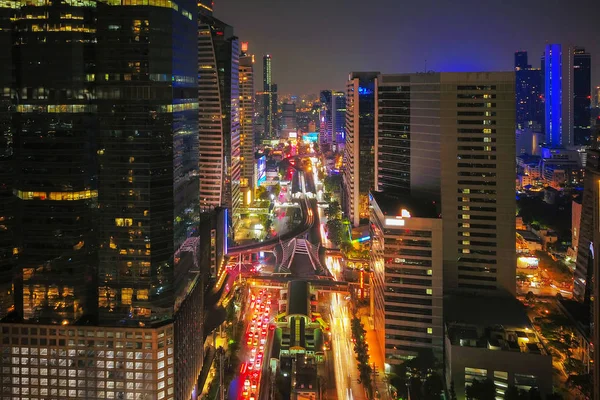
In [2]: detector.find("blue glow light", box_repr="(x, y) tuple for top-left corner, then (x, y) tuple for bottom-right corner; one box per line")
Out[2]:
(544, 44), (562, 147)
(358, 86), (373, 96)
(223, 208), (228, 255)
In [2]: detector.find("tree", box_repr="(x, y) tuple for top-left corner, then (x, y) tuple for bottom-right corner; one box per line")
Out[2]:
(465, 379), (495, 400)
(273, 183), (281, 198)
(256, 186), (269, 201)
(326, 219), (344, 246)
(325, 200), (342, 220)
(323, 174), (342, 193)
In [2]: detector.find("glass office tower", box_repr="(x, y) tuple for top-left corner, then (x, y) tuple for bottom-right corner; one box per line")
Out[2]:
(12, 0), (98, 324)
(0, 1), (204, 399)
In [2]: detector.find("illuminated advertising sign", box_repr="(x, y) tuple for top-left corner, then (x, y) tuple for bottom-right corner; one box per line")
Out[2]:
(517, 256), (539, 269)
(256, 156), (266, 186)
(303, 132), (319, 143)
(385, 218), (405, 227)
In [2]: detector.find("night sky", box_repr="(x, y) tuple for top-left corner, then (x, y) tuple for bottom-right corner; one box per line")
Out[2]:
(215, 0), (599, 96)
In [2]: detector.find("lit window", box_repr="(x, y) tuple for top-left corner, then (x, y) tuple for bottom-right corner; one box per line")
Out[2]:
(121, 288), (133, 305)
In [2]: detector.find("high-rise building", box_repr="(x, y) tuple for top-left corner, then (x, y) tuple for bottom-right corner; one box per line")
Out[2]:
(263, 54), (272, 92)
(374, 72), (516, 295)
(239, 42), (255, 204)
(514, 51), (543, 131)
(573, 146), (600, 304)
(198, 13), (241, 222)
(0, 1), (14, 319)
(573, 47), (592, 146)
(370, 191), (443, 363)
(281, 102), (296, 137)
(262, 55), (277, 138)
(542, 44), (591, 147)
(319, 90), (346, 151)
(343, 72), (379, 227)
(0, 1), (205, 399)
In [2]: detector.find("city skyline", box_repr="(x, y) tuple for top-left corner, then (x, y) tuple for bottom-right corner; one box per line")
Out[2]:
(216, 0), (600, 95)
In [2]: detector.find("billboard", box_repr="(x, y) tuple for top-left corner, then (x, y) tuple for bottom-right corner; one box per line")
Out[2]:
(256, 155), (266, 186)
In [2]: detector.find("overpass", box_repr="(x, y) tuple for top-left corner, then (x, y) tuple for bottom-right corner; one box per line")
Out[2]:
(226, 170), (315, 256)
(246, 275), (349, 294)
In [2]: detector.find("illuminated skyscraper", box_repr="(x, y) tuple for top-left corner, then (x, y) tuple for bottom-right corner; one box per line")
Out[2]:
(0, 1), (14, 319)
(514, 51), (543, 131)
(197, 14), (241, 221)
(0, 1), (205, 398)
(542, 44), (591, 147)
(263, 54), (272, 92)
(319, 90), (346, 151)
(239, 43), (255, 204)
(262, 55), (277, 138)
(343, 72), (378, 226)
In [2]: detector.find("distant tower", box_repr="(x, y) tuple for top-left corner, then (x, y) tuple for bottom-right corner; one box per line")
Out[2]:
(514, 51), (543, 132)
(239, 43), (255, 203)
(542, 44), (591, 147)
(262, 55), (278, 138)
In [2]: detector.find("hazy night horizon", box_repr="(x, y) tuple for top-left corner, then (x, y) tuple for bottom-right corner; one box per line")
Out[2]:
(216, 0), (600, 95)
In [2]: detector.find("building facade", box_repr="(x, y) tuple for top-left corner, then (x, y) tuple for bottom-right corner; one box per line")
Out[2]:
(262, 55), (277, 139)
(374, 72), (516, 295)
(514, 51), (543, 132)
(319, 90), (346, 152)
(197, 14), (241, 221)
(343, 72), (378, 227)
(0, 1), (205, 399)
(574, 146), (600, 303)
(370, 192), (443, 363)
(445, 295), (553, 400)
(542, 44), (591, 147)
(239, 43), (255, 205)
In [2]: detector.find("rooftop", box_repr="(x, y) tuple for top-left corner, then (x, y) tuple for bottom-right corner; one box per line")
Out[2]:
(286, 280), (310, 317)
(294, 366), (319, 392)
(517, 230), (541, 243)
(445, 294), (547, 356)
(371, 191), (440, 219)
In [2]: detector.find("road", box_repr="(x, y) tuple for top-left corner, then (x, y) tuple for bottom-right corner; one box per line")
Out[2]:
(232, 289), (276, 400)
(330, 293), (367, 400)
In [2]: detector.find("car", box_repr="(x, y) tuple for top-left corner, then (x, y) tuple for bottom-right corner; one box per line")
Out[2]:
(246, 338), (252, 345)
(257, 353), (263, 360)
(250, 394), (256, 400)
(255, 360), (261, 370)
(249, 356), (255, 364)
(260, 338), (266, 345)
(259, 345), (264, 352)
(261, 329), (267, 336)
(244, 379), (250, 389)
(251, 381), (257, 391)
(253, 339), (258, 346)
(251, 348), (256, 355)
(269, 324), (275, 331)
(242, 389), (249, 398)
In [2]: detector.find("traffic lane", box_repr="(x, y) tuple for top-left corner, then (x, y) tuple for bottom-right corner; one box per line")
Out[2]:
(259, 328), (275, 400)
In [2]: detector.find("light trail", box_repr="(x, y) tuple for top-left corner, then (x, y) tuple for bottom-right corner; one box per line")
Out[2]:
(330, 293), (366, 400)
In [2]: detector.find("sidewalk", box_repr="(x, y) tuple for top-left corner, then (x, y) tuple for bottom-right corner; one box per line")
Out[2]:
(363, 317), (392, 400)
